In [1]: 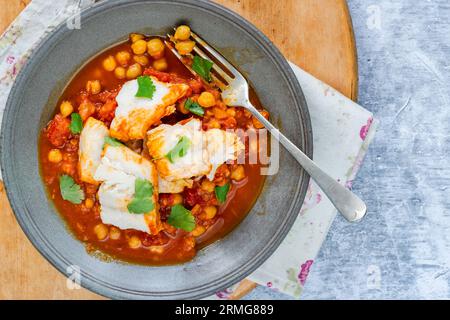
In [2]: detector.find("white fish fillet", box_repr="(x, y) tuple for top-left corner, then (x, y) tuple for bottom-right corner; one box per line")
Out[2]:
(94, 145), (161, 234)
(147, 118), (245, 183)
(110, 77), (189, 141)
(78, 117), (109, 184)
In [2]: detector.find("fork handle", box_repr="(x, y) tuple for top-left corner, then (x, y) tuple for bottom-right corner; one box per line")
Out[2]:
(247, 102), (367, 222)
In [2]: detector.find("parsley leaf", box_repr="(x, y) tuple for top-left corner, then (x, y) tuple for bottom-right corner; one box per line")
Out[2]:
(127, 197), (155, 214)
(166, 136), (191, 163)
(134, 178), (154, 198)
(127, 178), (155, 214)
(215, 183), (230, 204)
(59, 174), (85, 204)
(135, 75), (156, 99)
(184, 98), (205, 117)
(192, 55), (213, 82)
(69, 113), (83, 134)
(104, 136), (124, 147)
(167, 204), (196, 232)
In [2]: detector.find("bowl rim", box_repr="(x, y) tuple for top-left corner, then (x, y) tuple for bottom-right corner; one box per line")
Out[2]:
(1, 0), (313, 299)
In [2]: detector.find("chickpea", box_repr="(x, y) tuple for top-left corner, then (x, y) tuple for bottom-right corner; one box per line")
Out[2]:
(172, 194), (183, 205)
(175, 40), (195, 55)
(213, 107), (228, 119)
(59, 100), (73, 117)
(174, 25), (191, 41)
(152, 58), (168, 71)
(252, 110), (269, 129)
(86, 80), (101, 95)
(147, 38), (165, 58)
(198, 92), (216, 108)
(191, 204), (202, 215)
(131, 39), (147, 55)
(48, 149), (62, 163)
(130, 33), (144, 43)
(126, 63), (142, 79)
(93, 224), (108, 240)
(133, 55), (149, 66)
(201, 180), (215, 193)
(84, 198), (94, 209)
(102, 55), (117, 72)
(191, 225), (206, 237)
(207, 119), (221, 129)
(226, 108), (236, 117)
(115, 50), (131, 66)
(114, 66), (126, 79)
(109, 226), (121, 240)
(231, 165), (245, 181)
(203, 206), (217, 220)
(128, 235), (141, 249)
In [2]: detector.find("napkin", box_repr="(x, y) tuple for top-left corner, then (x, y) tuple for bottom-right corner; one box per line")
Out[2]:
(0, 0), (377, 299)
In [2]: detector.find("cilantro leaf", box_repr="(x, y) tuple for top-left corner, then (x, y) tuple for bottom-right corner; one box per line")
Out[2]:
(127, 197), (155, 214)
(167, 204), (196, 232)
(59, 174), (85, 204)
(215, 183), (230, 204)
(184, 98), (204, 117)
(69, 113), (83, 134)
(166, 136), (191, 163)
(104, 136), (124, 147)
(127, 178), (155, 214)
(134, 178), (154, 198)
(135, 75), (156, 99)
(192, 55), (213, 82)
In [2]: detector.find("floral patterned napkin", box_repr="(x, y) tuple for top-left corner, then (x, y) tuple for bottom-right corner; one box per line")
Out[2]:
(0, 0), (377, 299)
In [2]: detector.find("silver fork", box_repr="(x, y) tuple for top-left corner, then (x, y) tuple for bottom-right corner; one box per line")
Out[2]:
(166, 31), (367, 222)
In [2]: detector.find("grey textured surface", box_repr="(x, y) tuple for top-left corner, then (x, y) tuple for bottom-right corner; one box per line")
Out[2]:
(248, 0), (450, 300)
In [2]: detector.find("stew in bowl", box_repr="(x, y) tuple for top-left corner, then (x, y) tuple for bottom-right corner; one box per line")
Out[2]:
(39, 26), (269, 265)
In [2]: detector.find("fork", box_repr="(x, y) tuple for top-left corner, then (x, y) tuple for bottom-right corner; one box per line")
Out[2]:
(166, 31), (367, 222)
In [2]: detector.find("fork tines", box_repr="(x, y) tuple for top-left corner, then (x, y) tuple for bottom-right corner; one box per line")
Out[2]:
(166, 29), (240, 91)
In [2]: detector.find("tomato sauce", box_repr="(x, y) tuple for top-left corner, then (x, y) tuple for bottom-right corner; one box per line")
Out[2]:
(39, 36), (267, 265)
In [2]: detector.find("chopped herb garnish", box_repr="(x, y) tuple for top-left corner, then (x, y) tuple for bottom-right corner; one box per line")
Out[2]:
(127, 178), (155, 214)
(134, 178), (154, 198)
(104, 136), (124, 147)
(69, 113), (83, 134)
(135, 75), (156, 99)
(192, 55), (213, 82)
(59, 174), (85, 204)
(167, 204), (196, 232)
(166, 136), (191, 163)
(127, 198), (155, 214)
(215, 183), (230, 204)
(184, 98), (204, 117)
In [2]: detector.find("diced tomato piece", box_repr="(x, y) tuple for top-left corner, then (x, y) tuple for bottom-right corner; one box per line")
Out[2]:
(213, 164), (231, 185)
(45, 114), (71, 148)
(220, 117), (237, 129)
(143, 68), (172, 82)
(143, 67), (187, 83)
(188, 77), (204, 94)
(97, 99), (117, 122)
(90, 88), (120, 103)
(78, 98), (95, 121)
(183, 187), (203, 207)
(142, 232), (169, 247)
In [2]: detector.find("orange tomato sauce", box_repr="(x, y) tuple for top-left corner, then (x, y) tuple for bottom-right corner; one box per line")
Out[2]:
(39, 36), (266, 265)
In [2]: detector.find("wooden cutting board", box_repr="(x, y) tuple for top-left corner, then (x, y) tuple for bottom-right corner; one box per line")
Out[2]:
(0, 0), (357, 299)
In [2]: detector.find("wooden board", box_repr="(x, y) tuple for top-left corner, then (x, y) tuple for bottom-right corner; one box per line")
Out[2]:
(0, 0), (357, 299)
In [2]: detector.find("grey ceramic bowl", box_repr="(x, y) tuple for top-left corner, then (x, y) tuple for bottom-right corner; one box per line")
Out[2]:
(1, 0), (312, 299)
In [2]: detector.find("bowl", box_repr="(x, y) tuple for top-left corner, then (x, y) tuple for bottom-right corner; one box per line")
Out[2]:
(1, 0), (312, 299)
